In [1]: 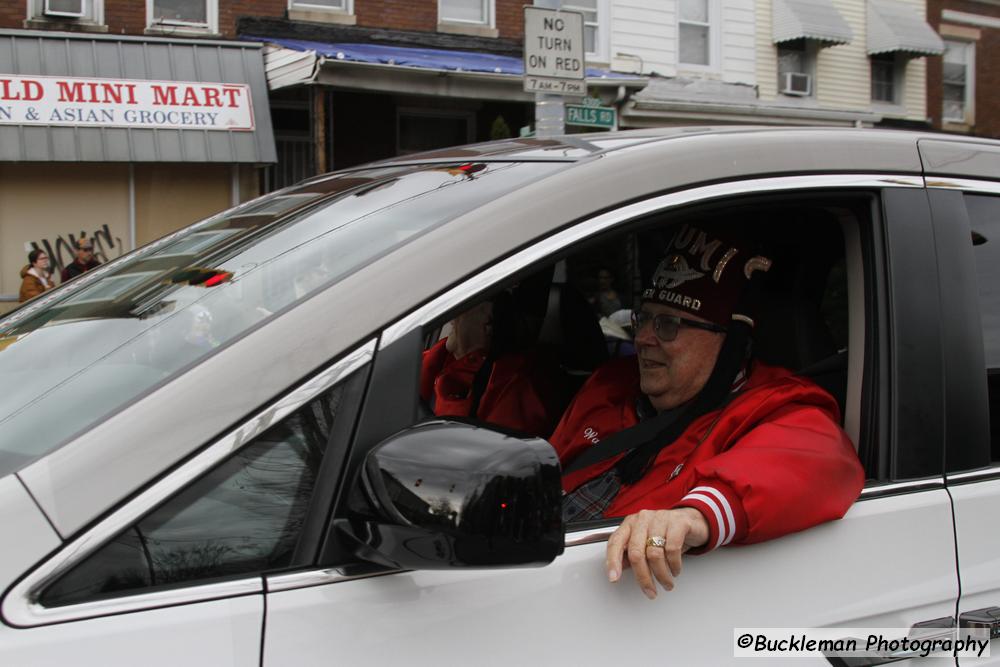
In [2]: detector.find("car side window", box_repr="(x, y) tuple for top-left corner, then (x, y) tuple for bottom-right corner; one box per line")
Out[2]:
(965, 194), (1000, 461)
(40, 376), (351, 607)
(413, 192), (868, 500)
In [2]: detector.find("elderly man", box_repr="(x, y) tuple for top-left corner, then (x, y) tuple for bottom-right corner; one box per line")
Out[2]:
(60, 237), (101, 283)
(549, 224), (863, 599)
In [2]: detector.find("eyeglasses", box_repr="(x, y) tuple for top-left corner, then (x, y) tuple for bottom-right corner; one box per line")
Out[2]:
(78, 246), (93, 252)
(631, 310), (727, 342)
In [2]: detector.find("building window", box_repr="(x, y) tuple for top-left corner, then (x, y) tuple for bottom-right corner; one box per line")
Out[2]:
(870, 53), (897, 104)
(943, 39), (974, 124)
(439, 0), (492, 25)
(27, 0), (104, 25)
(559, 0), (605, 59)
(777, 39), (815, 97)
(679, 0), (713, 66)
(147, 0), (218, 33)
(291, 0), (349, 10)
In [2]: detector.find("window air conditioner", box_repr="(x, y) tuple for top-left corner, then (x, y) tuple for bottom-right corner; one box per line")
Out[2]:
(780, 72), (812, 96)
(44, 0), (86, 18)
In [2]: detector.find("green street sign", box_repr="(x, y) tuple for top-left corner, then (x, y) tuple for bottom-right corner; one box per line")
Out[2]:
(565, 104), (616, 129)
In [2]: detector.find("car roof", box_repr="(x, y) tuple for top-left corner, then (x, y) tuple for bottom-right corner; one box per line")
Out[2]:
(17, 126), (1000, 539)
(356, 125), (1000, 176)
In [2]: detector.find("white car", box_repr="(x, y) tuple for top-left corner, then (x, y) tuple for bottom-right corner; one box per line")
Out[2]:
(2, 127), (1000, 666)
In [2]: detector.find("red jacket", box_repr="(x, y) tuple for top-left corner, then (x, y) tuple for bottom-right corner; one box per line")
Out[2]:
(420, 339), (560, 438)
(551, 356), (864, 551)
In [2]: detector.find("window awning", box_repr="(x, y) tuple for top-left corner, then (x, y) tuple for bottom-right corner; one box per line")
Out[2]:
(772, 0), (854, 46)
(867, 0), (944, 56)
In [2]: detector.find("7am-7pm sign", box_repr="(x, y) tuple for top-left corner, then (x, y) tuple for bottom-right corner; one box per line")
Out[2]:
(523, 6), (586, 96)
(0, 74), (255, 131)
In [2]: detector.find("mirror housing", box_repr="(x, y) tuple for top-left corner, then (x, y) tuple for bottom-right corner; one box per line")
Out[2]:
(341, 420), (564, 569)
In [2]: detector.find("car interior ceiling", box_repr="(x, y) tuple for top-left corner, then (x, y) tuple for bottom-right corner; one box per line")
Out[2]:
(419, 196), (860, 470)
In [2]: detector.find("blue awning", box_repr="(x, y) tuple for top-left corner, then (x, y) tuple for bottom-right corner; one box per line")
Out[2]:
(246, 36), (632, 79)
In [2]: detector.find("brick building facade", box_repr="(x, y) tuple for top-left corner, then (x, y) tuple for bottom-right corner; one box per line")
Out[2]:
(0, 1), (557, 188)
(1, 1), (527, 41)
(927, 0), (1000, 138)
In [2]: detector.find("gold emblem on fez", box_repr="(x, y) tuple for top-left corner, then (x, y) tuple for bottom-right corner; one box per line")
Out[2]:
(653, 254), (705, 289)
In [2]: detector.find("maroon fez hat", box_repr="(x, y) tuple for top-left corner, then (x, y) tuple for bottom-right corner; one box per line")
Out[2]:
(641, 224), (773, 327)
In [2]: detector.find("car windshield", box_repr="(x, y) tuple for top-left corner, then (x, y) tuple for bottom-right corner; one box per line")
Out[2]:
(0, 160), (565, 476)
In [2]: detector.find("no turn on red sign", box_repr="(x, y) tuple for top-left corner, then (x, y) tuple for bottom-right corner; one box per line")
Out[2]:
(523, 6), (586, 96)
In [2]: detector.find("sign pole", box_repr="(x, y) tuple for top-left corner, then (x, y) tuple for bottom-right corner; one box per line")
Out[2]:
(535, 93), (564, 138)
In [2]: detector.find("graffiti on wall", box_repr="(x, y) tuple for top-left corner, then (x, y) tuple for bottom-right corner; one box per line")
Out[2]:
(25, 225), (124, 273)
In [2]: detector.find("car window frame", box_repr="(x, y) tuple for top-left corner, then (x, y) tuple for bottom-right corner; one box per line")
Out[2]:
(2, 340), (375, 627)
(927, 178), (1000, 481)
(315, 174), (936, 579)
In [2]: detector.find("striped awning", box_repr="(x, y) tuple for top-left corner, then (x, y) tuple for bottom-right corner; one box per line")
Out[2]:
(867, 0), (944, 56)
(772, 0), (854, 46)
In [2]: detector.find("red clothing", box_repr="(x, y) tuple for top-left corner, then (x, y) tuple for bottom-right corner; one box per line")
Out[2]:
(551, 356), (864, 551)
(420, 338), (560, 438)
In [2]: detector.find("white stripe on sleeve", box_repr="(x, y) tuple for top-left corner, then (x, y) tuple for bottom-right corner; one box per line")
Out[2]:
(683, 492), (727, 549)
(690, 485), (737, 546)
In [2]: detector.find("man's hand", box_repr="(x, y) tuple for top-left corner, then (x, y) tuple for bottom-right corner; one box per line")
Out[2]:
(606, 508), (710, 599)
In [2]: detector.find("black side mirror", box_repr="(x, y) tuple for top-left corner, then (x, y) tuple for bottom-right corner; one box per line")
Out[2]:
(340, 420), (564, 570)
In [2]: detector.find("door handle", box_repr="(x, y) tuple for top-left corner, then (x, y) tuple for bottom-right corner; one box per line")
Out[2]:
(824, 617), (956, 667)
(960, 606), (1000, 641)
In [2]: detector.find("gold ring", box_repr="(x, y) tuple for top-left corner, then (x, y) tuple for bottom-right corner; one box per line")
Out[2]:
(645, 536), (666, 548)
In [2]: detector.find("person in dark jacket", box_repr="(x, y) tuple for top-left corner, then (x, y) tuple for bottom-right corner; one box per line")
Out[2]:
(60, 237), (101, 283)
(19, 249), (55, 302)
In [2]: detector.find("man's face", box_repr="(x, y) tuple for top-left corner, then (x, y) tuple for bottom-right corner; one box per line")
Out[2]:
(634, 302), (725, 412)
(76, 242), (94, 263)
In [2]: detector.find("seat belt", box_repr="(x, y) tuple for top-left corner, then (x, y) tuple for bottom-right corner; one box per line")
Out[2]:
(561, 319), (750, 480)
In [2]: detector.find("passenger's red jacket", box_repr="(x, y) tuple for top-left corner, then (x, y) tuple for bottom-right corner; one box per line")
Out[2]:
(420, 338), (560, 438)
(551, 356), (864, 551)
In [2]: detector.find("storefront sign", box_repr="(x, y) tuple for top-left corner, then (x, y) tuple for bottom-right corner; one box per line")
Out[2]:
(0, 75), (255, 130)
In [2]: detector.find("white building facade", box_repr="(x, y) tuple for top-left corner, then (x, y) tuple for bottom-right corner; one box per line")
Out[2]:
(567, 0), (944, 128)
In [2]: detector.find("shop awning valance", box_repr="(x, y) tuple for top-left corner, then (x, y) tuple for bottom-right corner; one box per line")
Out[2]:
(250, 36), (648, 101)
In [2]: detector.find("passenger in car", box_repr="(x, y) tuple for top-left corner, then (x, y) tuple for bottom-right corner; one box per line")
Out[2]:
(420, 295), (562, 438)
(550, 224), (864, 599)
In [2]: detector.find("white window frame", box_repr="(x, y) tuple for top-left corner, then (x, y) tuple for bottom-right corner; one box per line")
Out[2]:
(869, 52), (909, 108)
(677, 0), (720, 71)
(943, 39), (975, 125)
(27, 0), (104, 25)
(288, 0), (353, 14)
(438, 0), (494, 27)
(560, 0), (609, 62)
(146, 0), (219, 34)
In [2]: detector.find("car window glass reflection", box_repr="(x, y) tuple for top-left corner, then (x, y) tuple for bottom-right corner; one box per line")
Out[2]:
(41, 383), (342, 607)
(0, 161), (564, 477)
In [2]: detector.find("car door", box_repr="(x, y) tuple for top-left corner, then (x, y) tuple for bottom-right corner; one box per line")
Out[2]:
(0, 346), (372, 667)
(262, 178), (958, 666)
(925, 183), (1000, 665)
